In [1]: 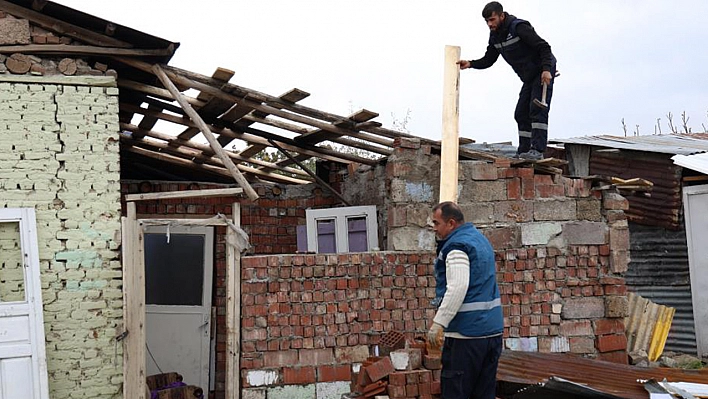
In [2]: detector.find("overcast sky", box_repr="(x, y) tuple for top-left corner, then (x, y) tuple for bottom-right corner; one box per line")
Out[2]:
(56, 0), (708, 146)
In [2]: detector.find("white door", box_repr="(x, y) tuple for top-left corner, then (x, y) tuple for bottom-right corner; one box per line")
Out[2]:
(143, 226), (213, 390)
(683, 185), (708, 358)
(0, 209), (49, 399)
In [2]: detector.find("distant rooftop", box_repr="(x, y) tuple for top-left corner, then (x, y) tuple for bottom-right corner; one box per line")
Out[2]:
(551, 133), (708, 155)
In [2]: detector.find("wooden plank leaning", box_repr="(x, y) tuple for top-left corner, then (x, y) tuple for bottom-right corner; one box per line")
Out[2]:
(151, 64), (259, 201)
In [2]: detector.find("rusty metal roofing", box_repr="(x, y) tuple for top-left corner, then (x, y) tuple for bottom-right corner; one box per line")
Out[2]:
(551, 134), (708, 155)
(497, 351), (708, 399)
(672, 152), (708, 175)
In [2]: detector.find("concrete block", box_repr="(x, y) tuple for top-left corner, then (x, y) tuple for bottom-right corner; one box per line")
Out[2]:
(268, 384), (316, 399)
(0, 18), (30, 45)
(463, 161), (498, 180)
(562, 297), (605, 319)
(609, 226), (630, 252)
(388, 227), (435, 251)
(603, 192), (629, 210)
(316, 381), (350, 399)
(505, 337), (538, 352)
(562, 222), (608, 245)
(335, 345), (371, 363)
(494, 201), (534, 223)
(246, 370), (279, 387)
(520, 222), (562, 246)
(460, 180), (507, 202)
(534, 199), (577, 221)
(459, 202), (494, 225)
(605, 296), (629, 318)
(390, 348), (422, 371)
(483, 226), (521, 249)
(569, 337), (596, 354)
(241, 388), (267, 399)
(610, 250), (630, 273)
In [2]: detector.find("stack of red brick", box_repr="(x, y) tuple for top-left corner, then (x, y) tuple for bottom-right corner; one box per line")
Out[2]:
(350, 331), (442, 399)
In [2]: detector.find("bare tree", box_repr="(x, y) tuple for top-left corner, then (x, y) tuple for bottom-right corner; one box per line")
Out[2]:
(634, 124), (640, 136)
(655, 118), (661, 135)
(681, 111), (691, 133)
(667, 112), (678, 134)
(621, 118), (628, 137)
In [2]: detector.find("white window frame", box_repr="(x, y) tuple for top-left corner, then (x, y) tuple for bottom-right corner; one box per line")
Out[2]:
(306, 205), (379, 253)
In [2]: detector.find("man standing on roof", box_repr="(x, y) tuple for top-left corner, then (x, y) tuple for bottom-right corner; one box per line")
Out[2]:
(427, 201), (503, 399)
(458, 1), (557, 160)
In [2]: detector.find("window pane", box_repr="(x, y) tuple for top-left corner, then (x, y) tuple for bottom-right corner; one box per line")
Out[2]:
(347, 217), (368, 252)
(0, 222), (25, 302)
(145, 233), (205, 306)
(316, 219), (336, 253)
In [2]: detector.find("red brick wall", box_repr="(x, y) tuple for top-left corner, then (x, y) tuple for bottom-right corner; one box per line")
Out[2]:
(240, 252), (436, 387)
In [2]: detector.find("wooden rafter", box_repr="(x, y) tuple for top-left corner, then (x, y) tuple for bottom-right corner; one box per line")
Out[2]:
(177, 67), (235, 142)
(0, 0), (133, 48)
(121, 103), (379, 165)
(152, 64), (259, 200)
(122, 136), (309, 185)
(120, 123), (311, 179)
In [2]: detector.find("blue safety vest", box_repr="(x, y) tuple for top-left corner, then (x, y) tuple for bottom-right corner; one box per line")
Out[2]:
(434, 223), (503, 337)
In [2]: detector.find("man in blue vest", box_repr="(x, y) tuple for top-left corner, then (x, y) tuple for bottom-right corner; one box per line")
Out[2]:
(427, 201), (503, 399)
(458, 1), (557, 161)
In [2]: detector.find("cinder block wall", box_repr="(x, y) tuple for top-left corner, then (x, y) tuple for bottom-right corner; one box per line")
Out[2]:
(0, 81), (122, 398)
(379, 138), (630, 363)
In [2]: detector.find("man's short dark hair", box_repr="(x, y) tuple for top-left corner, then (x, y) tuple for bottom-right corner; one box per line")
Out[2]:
(482, 1), (503, 19)
(433, 201), (465, 223)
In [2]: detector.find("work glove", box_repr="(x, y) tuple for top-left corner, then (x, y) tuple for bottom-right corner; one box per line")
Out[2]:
(427, 322), (444, 348)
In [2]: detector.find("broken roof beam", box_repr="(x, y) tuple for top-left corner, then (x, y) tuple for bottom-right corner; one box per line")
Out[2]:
(120, 123), (311, 179)
(177, 67), (236, 142)
(122, 136), (310, 185)
(152, 64), (259, 200)
(295, 109), (379, 144)
(122, 104), (377, 165)
(0, 44), (174, 57)
(229, 88), (310, 155)
(0, 0), (133, 48)
(118, 79), (206, 108)
(117, 58), (415, 140)
(268, 140), (350, 206)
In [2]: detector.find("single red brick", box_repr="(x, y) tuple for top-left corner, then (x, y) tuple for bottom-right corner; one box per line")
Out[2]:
(389, 372), (407, 386)
(419, 382), (431, 395)
(597, 334), (628, 353)
(406, 383), (419, 396)
(594, 319), (626, 335)
(387, 385), (407, 398)
(318, 364), (351, 382)
(598, 350), (629, 364)
(282, 366), (316, 384)
(366, 356), (395, 382)
(507, 178), (521, 199)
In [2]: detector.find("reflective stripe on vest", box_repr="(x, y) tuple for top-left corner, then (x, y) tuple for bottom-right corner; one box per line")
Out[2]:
(493, 36), (520, 49)
(458, 297), (501, 312)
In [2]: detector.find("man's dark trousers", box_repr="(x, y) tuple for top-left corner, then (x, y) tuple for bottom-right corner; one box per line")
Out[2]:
(440, 335), (502, 399)
(515, 74), (555, 154)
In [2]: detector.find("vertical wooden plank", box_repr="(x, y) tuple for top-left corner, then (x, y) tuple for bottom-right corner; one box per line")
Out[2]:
(123, 202), (146, 399)
(226, 203), (241, 398)
(440, 45), (461, 203)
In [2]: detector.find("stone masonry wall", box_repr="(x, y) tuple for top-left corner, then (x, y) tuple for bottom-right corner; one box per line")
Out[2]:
(380, 138), (631, 363)
(0, 80), (122, 398)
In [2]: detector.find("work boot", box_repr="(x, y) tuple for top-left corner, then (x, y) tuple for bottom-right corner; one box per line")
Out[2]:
(519, 149), (543, 160)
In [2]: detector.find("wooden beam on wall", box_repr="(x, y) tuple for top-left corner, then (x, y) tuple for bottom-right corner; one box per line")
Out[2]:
(122, 203), (147, 399)
(439, 45), (461, 203)
(0, 44), (173, 57)
(125, 187), (244, 202)
(225, 203), (241, 399)
(0, 0), (133, 48)
(152, 64), (259, 200)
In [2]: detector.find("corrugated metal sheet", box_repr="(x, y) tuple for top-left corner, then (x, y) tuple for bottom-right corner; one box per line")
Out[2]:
(673, 152), (708, 175)
(625, 293), (675, 361)
(590, 152), (683, 228)
(551, 134), (708, 155)
(497, 351), (708, 399)
(626, 222), (697, 355)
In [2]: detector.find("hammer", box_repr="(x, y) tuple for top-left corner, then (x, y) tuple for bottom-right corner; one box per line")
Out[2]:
(533, 83), (548, 109)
